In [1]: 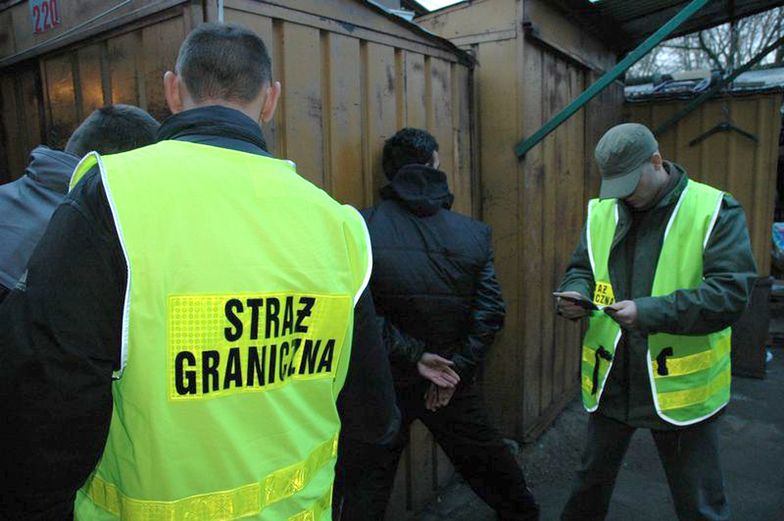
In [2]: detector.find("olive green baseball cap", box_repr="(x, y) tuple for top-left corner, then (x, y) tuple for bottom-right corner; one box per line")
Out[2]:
(594, 123), (659, 199)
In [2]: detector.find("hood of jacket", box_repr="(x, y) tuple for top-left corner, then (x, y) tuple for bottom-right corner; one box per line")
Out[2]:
(380, 164), (454, 217)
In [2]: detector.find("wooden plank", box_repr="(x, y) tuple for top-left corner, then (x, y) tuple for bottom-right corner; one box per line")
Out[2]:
(428, 58), (454, 193)
(408, 420), (434, 512)
(224, 0), (465, 64)
(279, 22), (324, 187)
(519, 42), (546, 435)
(404, 52), (426, 129)
(76, 43), (105, 120)
(673, 101), (702, 173)
(434, 443), (455, 491)
(1, 0), (188, 68)
(0, 71), (23, 180)
(417, 0), (518, 41)
(538, 50), (559, 415)
(363, 41), (397, 203)
(384, 446), (409, 520)
(726, 99), (756, 223)
(0, 9), (15, 58)
(476, 37), (523, 435)
(107, 32), (140, 106)
(43, 53), (77, 149)
(18, 64), (45, 165)
(325, 32), (364, 206)
(451, 64), (473, 216)
(141, 17), (184, 122)
(751, 95), (781, 275)
(523, 0), (616, 72)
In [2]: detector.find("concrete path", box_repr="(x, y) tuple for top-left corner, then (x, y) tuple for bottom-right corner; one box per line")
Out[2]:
(414, 348), (784, 521)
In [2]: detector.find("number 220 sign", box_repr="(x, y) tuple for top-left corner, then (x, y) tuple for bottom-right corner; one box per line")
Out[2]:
(30, 0), (61, 34)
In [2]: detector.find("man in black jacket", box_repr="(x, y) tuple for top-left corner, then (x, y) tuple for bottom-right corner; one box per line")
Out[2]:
(336, 128), (540, 520)
(0, 24), (397, 520)
(0, 104), (159, 301)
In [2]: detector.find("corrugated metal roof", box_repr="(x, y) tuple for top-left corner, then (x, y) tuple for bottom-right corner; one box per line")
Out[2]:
(625, 66), (784, 101)
(551, 0), (784, 52)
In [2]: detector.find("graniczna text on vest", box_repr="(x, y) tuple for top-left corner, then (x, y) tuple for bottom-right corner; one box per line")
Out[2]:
(168, 292), (352, 400)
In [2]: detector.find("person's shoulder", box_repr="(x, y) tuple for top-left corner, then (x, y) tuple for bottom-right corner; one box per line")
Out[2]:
(720, 192), (743, 211)
(444, 209), (491, 234)
(64, 164), (115, 235)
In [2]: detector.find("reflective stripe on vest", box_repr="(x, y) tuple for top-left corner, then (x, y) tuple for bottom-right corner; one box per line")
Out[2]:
(72, 141), (371, 520)
(582, 180), (731, 426)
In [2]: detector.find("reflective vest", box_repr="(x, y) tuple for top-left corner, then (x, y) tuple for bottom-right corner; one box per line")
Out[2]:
(581, 180), (732, 426)
(70, 140), (372, 520)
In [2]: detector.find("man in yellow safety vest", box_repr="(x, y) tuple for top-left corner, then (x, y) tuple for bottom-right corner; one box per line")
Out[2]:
(0, 23), (398, 521)
(556, 123), (756, 521)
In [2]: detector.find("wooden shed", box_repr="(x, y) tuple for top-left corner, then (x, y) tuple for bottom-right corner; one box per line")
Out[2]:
(626, 89), (784, 276)
(418, 0), (624, 440)
(0, 0), (474, 516)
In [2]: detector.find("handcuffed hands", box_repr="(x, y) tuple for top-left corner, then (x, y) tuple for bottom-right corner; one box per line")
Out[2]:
(424, 383), (456, 412)
(416, 352), (460, 388)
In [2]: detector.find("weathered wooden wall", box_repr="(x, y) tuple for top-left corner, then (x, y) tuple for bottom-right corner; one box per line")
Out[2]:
(418, 0), (624, 441)
(0, 0), (474, 516)
(626, 94), (783, 276)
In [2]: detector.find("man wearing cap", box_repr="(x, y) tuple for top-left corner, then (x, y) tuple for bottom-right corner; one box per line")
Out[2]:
(556, 123), (756, 521)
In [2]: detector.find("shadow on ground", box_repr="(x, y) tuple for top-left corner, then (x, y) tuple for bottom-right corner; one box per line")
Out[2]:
(414, 348), (784, 521)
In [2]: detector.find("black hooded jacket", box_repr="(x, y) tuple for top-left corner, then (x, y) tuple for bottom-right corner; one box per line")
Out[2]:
(0, 146), (79, 299)
(362, 164), (505, 383)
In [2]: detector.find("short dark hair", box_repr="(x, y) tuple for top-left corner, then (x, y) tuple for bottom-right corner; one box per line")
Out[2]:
(65, 105), (159, 157)
(382, 128), (439, 179)
(176, 22), (272, 104)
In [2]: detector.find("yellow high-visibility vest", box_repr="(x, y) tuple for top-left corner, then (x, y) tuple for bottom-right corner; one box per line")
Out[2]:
(70, 140), (372, 520)
(581, 180), (731, 426)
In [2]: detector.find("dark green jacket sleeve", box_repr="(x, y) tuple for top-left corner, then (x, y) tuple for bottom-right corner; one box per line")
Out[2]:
(559, 223), (595, 299)
(635, 195), (757, 335)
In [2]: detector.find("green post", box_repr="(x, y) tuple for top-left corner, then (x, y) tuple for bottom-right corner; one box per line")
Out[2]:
(515, 0), (712, 158)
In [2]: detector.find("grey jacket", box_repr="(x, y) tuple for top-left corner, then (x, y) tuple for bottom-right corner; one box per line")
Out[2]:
(0, 146), (79, 295)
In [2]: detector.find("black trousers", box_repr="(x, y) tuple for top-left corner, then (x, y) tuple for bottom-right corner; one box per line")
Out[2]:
(334, 381), (539, 521)
(561, 412), (730, 521)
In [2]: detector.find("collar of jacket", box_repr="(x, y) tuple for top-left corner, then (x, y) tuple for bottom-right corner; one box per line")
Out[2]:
(380, 164), (455, 217)
(620, 160), (688, 213)
(24, 145), (80, 193)
(157, 105), (270, 156)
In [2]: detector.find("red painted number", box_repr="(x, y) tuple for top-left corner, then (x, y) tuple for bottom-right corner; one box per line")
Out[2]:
(42, 2), (51, 31)
(51, 0), (59, 26)
(33, 5), (41, 33)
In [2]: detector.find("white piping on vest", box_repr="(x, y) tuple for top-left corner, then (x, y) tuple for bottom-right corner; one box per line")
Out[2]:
(94, 153), (132, 379)
(350, 206), (373, 306)
(704, 191), (725, 249)
(586, 201), (597, 276)
(663, 185), (689, 243)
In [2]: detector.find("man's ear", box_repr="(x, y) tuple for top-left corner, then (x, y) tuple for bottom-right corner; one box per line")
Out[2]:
(651, 152), (663, 169)
(430, 150), (441, 170)
(260, 81), (281, 124)
(164, 71), (184, 114)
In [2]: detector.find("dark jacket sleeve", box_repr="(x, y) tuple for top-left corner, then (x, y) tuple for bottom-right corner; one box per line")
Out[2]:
(0, 169), (121, 520)
(380, 316), (426, 366)
(450, 227), (506, 382)
(635, 195), (758, 334)
(559, 223), (596, 299)
(337, 288), (400, 444)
